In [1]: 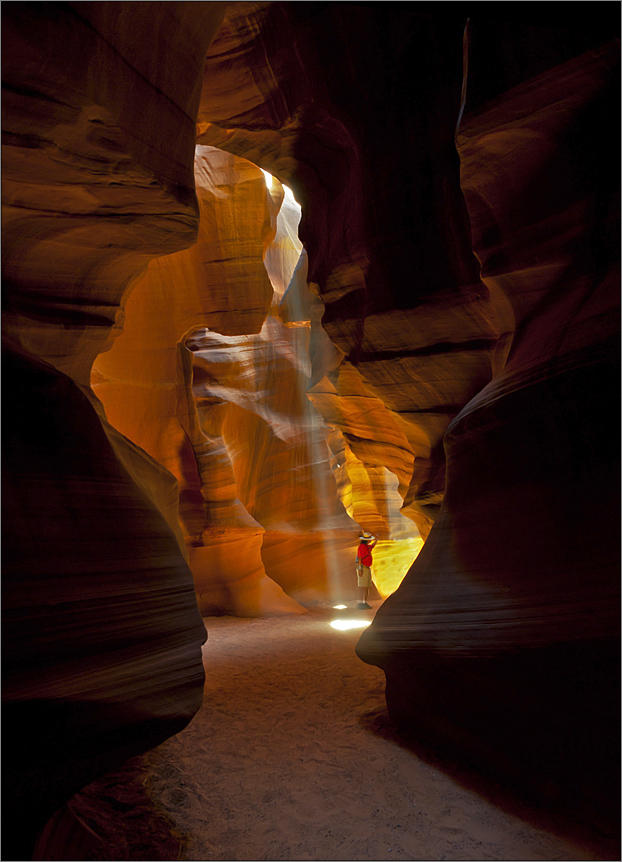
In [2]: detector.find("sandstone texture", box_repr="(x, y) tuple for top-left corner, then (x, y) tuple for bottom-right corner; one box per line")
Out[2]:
(359, 13), (621, 840)
(195, 1), (620, 840)
(196, 3), (502, 540)
(2, 1), (620, 857)
(92, 147), (363, 615)
(2, 3), (224, 857)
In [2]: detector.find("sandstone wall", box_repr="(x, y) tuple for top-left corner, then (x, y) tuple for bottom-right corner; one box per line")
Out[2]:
(3, 2), (619, 854)
(2, 4), (224, 857)
(357, 16), (620, 839)
(196, 2), (620, 839)
(196, 3), (501, 540)
(92, 147), (367, 614)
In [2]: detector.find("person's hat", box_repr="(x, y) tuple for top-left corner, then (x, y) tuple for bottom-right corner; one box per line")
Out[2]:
(361, 532), (372, 540)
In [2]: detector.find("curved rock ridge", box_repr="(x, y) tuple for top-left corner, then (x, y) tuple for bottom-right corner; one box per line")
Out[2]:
(2, 4), (225, 858)
(357, 28), (620, 838)
(195, 3), (505, 540)
(2, 2), (620, 856)
(188, 315), (360, 608)
(183, 185), (362, 607)
(196, 2), (620, 840)
(92, 147), (314, 616)
(2, 2), (225, 385)
(3, 344), (207, 856)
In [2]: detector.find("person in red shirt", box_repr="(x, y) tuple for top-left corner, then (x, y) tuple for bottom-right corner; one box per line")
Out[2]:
(356, 533), (377, 609)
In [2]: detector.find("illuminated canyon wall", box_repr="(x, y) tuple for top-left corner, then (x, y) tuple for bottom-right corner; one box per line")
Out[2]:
(92, 148), (365, 614)
(194, 7), (619, 837)
(90, 138), (421, 615)
(2, 1), (619, 856)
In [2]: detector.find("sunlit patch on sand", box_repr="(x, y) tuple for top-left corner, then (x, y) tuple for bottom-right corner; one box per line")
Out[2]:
(333, 604), (347, 609)
(330, 619), (372, 631)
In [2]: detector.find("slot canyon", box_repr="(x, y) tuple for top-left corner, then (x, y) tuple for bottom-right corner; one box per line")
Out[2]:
(2, 3), (619, 861)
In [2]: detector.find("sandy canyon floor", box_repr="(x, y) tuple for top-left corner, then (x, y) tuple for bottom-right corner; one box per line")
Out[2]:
(44, 603), (612, 861)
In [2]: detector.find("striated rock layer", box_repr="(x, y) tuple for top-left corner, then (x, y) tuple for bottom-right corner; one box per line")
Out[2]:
(93, 148), (363, 614)
(2, 4), (224, 857)
(197, 2), (620, 842)
(3, 1), (620, 856)
(188, 313), (360, 610)
(3, 345), (207, 858)
(91, 146), (298, 616)
(196, 3), (496, 539)
(357, 19), (620, 841)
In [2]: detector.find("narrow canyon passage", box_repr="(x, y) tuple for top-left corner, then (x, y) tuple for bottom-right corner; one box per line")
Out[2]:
(3, 7), (619, 861)
(137, 609), (597, 862)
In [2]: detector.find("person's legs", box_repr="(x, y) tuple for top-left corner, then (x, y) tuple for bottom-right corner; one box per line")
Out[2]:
(358, 566), (371, 608)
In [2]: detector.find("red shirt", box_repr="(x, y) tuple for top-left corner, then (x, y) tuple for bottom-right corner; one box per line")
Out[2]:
(357, 543), (373, 567)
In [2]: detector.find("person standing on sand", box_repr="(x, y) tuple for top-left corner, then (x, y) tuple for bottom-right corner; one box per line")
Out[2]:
(356, 533), (377, 609)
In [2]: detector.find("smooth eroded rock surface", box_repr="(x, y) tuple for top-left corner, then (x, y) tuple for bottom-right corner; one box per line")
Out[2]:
(357, 22), (620, 839)
(3, 2), (619, 857)
(197, 1), (620, 840)
(2, 4), (223, 857)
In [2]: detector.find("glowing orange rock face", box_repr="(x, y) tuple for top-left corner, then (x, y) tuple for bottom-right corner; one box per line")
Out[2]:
(195, 4), (503, 548)
(93, 149), (293, 614)
(188, 319), (359, 609)
(93, 145), (364, 614)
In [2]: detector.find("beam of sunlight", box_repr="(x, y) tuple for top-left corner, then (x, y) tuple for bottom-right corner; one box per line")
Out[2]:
(330, 619), (372, 631)
(308, 412), (346, 602)
(260, 165), (344, 605)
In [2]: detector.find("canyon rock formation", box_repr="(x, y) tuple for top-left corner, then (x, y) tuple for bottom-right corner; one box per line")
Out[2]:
(2, 3), (224, 857)
(359, 12), (621, 843)
(2, 1), (619, 857)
